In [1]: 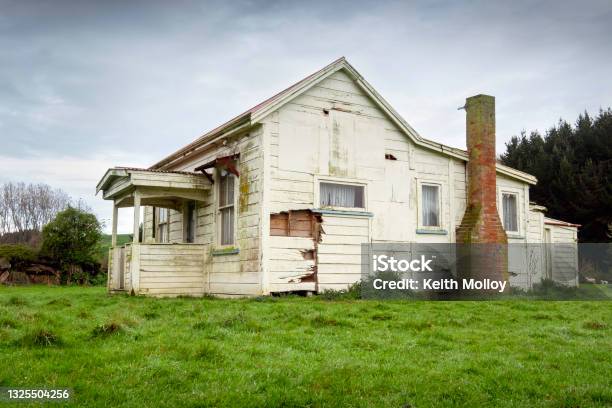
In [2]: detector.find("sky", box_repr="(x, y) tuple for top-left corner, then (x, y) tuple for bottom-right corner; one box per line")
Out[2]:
(1, 0), (611, 233)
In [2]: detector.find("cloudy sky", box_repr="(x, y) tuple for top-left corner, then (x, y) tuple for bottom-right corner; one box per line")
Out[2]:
(1, 0), (611, 233)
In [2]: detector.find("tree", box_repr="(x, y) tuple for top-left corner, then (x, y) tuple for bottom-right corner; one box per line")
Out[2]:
(0, 182), (71, 239)
(41, 207), (103, 283)
(500, 109), (612, 242)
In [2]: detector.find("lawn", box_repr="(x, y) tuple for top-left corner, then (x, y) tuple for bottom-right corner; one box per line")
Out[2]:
(0, 286), (610, 407)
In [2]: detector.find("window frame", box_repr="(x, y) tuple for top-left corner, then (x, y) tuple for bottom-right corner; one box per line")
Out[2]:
(416, 180), (444, 230)
(216, 168), (237, 247)
(156, 207), (170, 243)
(499, 190), (520, 235)
(315, 176), (368, 212)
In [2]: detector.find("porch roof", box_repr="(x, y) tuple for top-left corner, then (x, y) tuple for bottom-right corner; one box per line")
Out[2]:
(96, 167), (211, 209)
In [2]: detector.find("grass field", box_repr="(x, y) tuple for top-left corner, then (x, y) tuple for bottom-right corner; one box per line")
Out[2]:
(0, 286), (610, 407)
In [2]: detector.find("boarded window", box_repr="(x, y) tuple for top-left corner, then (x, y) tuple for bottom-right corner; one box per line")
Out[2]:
(421, 184), (439, 227)
(270, 210), (319, 238)
(219, 171), (235, 245)
(320, 182), (364, 208)
(502, 193), (518, 232)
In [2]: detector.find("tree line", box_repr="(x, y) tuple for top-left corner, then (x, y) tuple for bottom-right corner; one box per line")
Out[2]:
(500, 108), (611, 242)
(0, 182), (71, 239)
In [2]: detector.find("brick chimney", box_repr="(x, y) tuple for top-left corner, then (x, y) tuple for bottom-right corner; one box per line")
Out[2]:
(456, 94), (508, 290)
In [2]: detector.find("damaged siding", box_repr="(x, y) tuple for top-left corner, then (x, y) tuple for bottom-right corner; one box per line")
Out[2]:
(268, 210), (321, 291)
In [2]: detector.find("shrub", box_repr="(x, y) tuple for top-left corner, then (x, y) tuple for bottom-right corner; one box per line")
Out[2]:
(41, 207), (102, 284)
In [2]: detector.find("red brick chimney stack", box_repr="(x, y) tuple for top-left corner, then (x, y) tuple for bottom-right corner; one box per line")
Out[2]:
(456, 94), (508, 290)
(456, 94), (507, 243)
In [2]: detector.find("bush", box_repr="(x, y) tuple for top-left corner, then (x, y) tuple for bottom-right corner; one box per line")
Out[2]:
(0, 244), (38, 269)
(89, 273), (107, 286)
(41, 207), (102, 284)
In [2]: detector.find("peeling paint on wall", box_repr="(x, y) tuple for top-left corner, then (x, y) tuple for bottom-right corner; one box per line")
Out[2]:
(239, 162), (250, 214)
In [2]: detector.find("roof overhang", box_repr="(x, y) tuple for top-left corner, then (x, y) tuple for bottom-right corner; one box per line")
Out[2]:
(544, 217), (581, 228)
(96, 167), (211, 209)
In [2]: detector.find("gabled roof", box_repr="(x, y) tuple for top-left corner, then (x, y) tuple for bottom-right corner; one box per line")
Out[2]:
(151, 57), (537, 185)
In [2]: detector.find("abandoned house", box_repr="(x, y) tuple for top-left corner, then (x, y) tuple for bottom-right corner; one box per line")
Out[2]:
(96, 57), (579, 297)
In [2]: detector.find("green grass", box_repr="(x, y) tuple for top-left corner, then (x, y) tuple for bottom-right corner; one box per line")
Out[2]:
(0, 286), (610, 407)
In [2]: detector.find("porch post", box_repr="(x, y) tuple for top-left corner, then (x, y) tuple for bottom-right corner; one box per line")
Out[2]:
(131, 191), (141, 294)
(133, 192), (141, 243)
(111, 202), (118, 247)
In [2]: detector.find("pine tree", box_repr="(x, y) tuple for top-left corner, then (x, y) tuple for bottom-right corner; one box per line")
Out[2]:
(500, 109), (612, 242)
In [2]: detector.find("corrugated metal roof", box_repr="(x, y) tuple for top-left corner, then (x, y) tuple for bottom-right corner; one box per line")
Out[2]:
(115, 167), (201, 176)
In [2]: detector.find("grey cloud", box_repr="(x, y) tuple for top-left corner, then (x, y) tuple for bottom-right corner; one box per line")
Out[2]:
(0, 0), (610, 231)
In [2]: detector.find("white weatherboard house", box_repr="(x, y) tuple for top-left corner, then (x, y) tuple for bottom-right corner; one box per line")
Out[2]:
(97, 57), (579, 297)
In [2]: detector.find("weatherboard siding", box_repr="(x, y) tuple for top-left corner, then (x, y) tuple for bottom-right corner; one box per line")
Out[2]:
(317, 214), (369, 291)
(138, 244), (206, 296)
(140, 126), (264, 296)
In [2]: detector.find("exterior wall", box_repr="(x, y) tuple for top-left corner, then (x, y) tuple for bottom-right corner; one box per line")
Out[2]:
(262, 68), (538, 292)
(545, 223), (579, 286)
(317, 213), (370, 291)
(138, 244), (206, 296)
(527, 208), (545, 243)
(142, 126), (264, 296)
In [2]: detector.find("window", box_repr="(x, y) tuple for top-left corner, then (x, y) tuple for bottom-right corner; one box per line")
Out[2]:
(421, 184), (440, 227)
(320, 182), (365, 209)
(185, 201), (197, 243)
(157, 207), (169, 243)
(502, 193), (518, 232)
(218, 171), (235, 245)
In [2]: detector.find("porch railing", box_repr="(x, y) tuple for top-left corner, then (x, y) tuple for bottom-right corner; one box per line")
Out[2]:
(108, 243), (206, 296)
